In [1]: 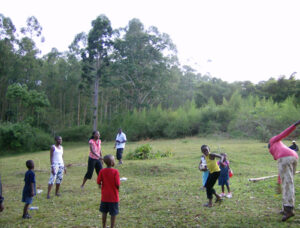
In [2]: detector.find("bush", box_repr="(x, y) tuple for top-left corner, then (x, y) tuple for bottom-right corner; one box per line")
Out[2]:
(126, 144), (152, 160)
(126, 144), (173, 160)
(0, 122), (52, 154)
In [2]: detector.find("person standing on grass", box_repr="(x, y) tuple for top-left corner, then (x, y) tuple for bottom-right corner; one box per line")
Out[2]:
(198, 154), (209, 189)
(268, 120), (300, 222)
(47, 136), (66, 199)
(201, 145), (223, 207)
(114, 128), (127, 165)
(81, 130), (103, 188)
(217, 153), (232, 198)
(22, 160), (36, 219)
(289, 140), (299, 152)
(97, 155), (120, 228)
(0, 175), (4, 212)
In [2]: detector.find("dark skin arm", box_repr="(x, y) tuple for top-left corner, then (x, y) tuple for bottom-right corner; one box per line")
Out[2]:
(50, 146), (55, 175)
(294, 120), (300, 127)
(209, 153), (224, 163)
(30, 182), (34, 197)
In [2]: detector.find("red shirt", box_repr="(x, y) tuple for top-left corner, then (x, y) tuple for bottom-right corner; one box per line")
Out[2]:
(97, 168), (120, 202)
(269, 124), (298, 160)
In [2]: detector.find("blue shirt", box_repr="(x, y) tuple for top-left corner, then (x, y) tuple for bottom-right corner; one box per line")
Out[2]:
(22, 170), (36, 198)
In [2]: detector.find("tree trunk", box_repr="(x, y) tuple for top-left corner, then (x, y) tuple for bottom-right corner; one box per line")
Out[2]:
(93, 77), (99, 131)
(93, 58), (101, 131)
(77, 91), (81, 126)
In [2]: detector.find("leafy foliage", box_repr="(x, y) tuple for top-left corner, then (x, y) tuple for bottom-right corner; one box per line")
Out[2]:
(126, 144), (173, 160)
(0, 122), (52, 154)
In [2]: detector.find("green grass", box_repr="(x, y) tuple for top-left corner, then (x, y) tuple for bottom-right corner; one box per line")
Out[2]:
(0, 137), (300, 227)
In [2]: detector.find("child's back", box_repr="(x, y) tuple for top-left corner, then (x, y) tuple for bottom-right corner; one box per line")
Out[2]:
(97, 155), (120, 228)
(98, 168), (120, 202)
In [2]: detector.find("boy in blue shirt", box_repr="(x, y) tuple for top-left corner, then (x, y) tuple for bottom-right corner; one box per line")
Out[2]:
(22, 160), (36, 219)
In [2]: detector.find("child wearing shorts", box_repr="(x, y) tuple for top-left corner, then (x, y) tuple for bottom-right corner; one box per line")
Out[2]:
(97, 155), (120, 228)
(22, 160), (36, 219)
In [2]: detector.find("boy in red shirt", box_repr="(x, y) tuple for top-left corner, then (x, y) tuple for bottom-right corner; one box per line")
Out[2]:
(97, 155), (120, 228)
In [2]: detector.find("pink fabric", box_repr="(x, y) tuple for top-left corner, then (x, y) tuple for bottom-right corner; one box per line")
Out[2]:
(269, 124), (298, 160)
(89, 139), (101, 159)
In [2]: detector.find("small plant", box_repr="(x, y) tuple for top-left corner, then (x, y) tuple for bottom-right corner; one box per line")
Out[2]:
(126, 144), (173, 160)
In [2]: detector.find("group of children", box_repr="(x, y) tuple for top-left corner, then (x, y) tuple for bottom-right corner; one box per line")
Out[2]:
(21, 152), (120, 228)
(198, 145), (232, 207)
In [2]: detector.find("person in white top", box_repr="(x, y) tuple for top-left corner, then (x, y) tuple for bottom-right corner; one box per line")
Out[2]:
(47, 136), (66, 199)
(114, 128), (127, 165)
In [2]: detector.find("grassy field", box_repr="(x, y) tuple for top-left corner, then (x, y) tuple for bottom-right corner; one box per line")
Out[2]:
(0, 137), (300, 227)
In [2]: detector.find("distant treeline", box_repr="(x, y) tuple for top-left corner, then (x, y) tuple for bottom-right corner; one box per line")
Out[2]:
(0, 14), (299, 153)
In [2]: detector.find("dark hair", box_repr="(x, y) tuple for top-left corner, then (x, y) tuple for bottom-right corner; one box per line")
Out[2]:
(54, 136), (61, 141)
(89, 131), (98, 141)
(26, 160), (34, 169)
(201, 145), (209, 151)
(103, 154), (114, 166)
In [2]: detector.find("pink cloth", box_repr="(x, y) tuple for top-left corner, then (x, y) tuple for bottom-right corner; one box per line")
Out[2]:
(89, 139), (101, 159)
(269, 124), (298, 160)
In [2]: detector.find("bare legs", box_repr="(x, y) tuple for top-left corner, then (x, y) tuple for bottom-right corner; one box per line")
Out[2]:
(81, 177), (88, 189)
(47, 183), (61, 198)
(23, 203), (30, 218)
(102, 213), (116, 228)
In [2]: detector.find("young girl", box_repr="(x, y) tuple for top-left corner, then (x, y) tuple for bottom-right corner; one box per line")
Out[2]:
(81, 130), (103, 188)
(198, 155), (209, 189)
(201, 145), (223, 207)
(217, 153), (232, 198)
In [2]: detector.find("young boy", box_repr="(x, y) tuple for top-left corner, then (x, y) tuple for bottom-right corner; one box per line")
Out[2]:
(97, 155), (120, 228)
(22, 160), (36, 219)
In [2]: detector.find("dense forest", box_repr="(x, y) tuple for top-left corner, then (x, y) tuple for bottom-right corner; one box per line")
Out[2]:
(0, 14), (299, 153)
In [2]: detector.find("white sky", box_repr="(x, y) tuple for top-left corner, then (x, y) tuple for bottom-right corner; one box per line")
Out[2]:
(1, 0), (300, 83)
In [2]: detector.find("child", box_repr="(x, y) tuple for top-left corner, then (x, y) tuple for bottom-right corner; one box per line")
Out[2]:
(201, 145), (223, 207)
(198, 155), (209, 189)
(217, 153), (232, 198)
(97, 155), (120, 228)
(22, 160), (36, 219)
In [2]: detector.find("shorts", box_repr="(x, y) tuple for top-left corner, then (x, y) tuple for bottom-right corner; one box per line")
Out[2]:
(22, 196), (33, 205)
(116, 148), (124, 160)
(84, 157), (102, 179)
(48, 164), (64, 185)
(100, 202), (119, 216)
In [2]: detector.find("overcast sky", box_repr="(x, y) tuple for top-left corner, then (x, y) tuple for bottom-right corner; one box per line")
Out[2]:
(2, 0), (300, 83)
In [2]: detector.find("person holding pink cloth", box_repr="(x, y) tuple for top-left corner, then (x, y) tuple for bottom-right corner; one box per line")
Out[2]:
(268, 120), (300, 221)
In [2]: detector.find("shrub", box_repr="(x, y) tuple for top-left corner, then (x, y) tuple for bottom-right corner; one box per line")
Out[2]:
(126, 144), (173, 160)
(0, 122), (52, 154)
(126, 144), (153, 160)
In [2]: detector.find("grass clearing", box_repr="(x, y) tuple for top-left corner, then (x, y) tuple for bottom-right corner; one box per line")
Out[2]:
(0, 137), (300, 227)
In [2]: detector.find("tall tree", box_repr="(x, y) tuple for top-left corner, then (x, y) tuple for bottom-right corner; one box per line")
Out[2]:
(83, 15), (113, 130)
(111, 18), (177, 110)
